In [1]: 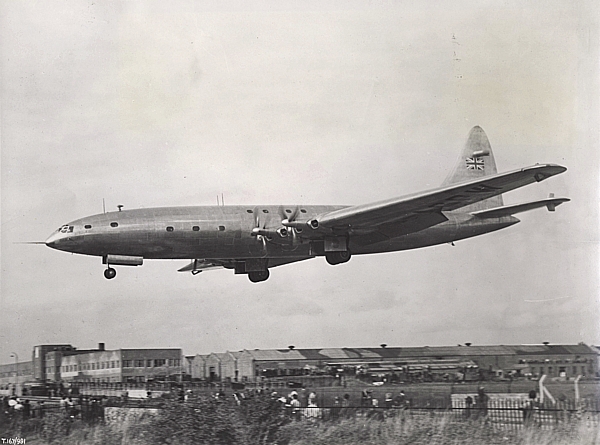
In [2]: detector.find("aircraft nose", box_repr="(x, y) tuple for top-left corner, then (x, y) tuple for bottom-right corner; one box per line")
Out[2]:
(45, 232), (62, 249)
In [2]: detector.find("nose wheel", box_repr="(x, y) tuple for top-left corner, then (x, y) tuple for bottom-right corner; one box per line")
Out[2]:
(104, 267), (117, 279)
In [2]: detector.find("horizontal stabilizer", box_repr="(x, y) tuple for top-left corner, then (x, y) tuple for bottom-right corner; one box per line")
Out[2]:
(471, 197), (570, 218)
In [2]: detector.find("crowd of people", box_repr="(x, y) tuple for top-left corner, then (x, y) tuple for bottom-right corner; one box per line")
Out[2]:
(1, 394), (108, 424)
(263, 387), (413, 421)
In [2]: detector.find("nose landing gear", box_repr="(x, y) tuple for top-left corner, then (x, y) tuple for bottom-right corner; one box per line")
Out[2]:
(104, 267), (117, 279)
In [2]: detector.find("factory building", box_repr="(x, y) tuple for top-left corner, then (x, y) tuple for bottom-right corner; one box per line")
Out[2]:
(1, 343), (183, 391)
(33, 344), (77, 381)
(0, 361), (33, 391)
(60, 348), (183, 383)
(205, 352), (241, 381)
(190, 354), (209, 380)
(189, 343), (598, 382)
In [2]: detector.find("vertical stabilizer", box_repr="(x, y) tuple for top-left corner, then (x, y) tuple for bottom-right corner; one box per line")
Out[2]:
(442, 126), (503, 211)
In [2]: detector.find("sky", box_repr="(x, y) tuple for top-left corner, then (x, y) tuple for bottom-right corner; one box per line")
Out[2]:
(1, 0), (598, 364)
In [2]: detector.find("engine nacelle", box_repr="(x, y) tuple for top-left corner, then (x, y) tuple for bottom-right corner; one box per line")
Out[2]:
(252, 227), (288, 239)
(251, 226), (303, 245)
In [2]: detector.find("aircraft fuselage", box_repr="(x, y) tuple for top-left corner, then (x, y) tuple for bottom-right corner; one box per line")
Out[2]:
(45, 204), (518, 260)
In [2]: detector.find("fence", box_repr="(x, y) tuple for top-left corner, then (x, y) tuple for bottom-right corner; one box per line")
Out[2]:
(287, 400), (600, 430)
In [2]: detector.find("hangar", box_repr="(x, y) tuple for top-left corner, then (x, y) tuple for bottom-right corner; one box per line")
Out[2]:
(189, 343), (598, 383)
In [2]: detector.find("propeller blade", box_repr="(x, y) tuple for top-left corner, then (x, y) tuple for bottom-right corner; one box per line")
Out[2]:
(252, 207), (270, 254)
(279, 205), (299, 225)
(261, 235), (268, 253)
(278, 205), (287, 222)
(289, 205), (299, 222)
(253, 206), (260, 229)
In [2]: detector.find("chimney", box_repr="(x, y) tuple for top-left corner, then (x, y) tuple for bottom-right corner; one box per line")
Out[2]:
(98, 343), (105, 351)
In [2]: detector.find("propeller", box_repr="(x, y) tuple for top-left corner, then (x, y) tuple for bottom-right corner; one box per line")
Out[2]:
(251, 207), (269, 253)
(279, 205), (301, 246)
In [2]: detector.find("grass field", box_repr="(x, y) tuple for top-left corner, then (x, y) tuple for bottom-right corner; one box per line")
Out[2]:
(279, 414), (600, 445)
(4, 411), (599, 445)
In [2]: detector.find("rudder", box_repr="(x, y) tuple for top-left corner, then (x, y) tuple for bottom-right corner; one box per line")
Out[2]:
(442, 126), (503, 211)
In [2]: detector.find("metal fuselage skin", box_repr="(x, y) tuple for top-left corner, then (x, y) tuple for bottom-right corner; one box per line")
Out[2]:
(45, 205), (519, 261)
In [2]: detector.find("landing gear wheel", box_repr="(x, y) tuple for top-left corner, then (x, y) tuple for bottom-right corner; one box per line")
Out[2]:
(326, 250), (351, 265)
(248, 270), (270, 283)
(104, 267), (117, 279)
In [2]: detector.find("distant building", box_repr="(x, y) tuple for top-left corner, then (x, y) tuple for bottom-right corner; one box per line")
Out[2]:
(2, 343), (184, 389)
(191, 354), (208, 380)
(32, 344), (77, 381)
(60, 348), (183, 383)
(0, 361), (33, 393)
(190, 343), (599, 382)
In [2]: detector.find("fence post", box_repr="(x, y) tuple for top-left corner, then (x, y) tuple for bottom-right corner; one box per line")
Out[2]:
(574, 375), (581, 404)
(539, 375), (546, 404)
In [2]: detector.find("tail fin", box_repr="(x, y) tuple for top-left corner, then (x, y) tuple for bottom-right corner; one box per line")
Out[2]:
(442, 126), (503, 211)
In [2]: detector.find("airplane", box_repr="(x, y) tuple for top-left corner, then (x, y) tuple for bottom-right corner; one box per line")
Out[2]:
(43, 126), (569, 283)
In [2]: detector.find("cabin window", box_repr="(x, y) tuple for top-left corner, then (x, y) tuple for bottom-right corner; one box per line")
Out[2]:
(285, 209), (292, 213)
(110, 222), (118, 228)
(246, 209), (253, 213)
(84, 224), (92, 229)
(262, 209), (269, 213)
(166, 226), (174, 232)
(218, 225), (225, 231)
(300, 209), (307, 213)
(192, 226), (200, 231)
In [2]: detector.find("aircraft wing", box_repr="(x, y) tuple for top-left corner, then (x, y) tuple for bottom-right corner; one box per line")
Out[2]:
(178, 257), (312, 274)
(315, 164), (566, 232)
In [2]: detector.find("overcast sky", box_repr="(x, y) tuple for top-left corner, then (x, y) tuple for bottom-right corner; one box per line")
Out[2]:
(1, 0), (598, 363)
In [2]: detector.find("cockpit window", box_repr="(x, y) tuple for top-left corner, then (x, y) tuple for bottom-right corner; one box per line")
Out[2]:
(59, 225), (74, 233)
(84, 224), (92, 229)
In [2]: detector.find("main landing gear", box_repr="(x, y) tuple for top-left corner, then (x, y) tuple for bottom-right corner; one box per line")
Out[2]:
(248, 270), (270, 283)
(104, 267), (117, 279)
(325, 250), (351, 265)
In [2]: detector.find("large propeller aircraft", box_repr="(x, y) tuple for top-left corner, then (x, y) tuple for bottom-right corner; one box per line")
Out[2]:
(44, 127), (569, 282)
